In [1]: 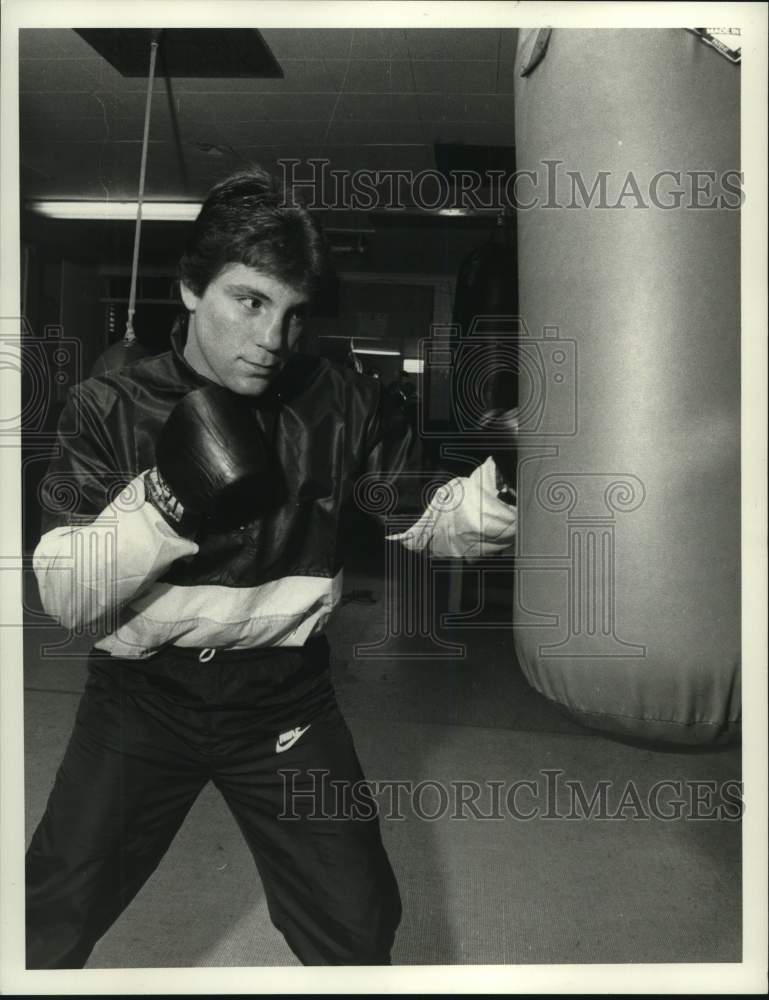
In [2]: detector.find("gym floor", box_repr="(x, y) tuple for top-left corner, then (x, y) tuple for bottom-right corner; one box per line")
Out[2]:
(22, 511), (741, 967)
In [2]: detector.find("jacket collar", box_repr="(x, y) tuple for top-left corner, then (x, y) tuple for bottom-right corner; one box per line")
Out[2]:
(169, 313), (215, 389)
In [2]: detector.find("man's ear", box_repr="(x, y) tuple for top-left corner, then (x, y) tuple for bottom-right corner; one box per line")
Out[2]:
(179, 282), (199, 312)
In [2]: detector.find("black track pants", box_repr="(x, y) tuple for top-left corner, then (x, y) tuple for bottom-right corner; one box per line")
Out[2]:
(26, 638), (402, 968)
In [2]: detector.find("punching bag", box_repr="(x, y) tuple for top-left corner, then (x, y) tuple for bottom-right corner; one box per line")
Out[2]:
(451, 213), (519, 440)
(512, 29), (740, 745)
(453, 212), (519, 342)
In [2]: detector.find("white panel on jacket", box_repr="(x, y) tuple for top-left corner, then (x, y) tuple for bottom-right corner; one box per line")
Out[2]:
(32, 473), (199, 632)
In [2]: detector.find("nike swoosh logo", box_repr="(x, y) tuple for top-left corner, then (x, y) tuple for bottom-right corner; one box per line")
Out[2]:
(275, 725), (311, 754)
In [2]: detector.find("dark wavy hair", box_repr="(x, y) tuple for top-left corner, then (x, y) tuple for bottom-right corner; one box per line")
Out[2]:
(179, 165), (330, 298)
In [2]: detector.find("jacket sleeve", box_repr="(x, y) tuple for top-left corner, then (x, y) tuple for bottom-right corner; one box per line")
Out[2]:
(386, 456), (517, 559)
(32, 385), (198, 631)
(358, 380), (517, 560)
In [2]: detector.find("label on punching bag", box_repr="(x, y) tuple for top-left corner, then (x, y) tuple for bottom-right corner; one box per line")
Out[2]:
(686, 27), (741, 64)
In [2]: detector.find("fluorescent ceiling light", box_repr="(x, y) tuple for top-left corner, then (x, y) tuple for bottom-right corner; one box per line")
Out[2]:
(354, 348), (400, 357)
(26, 201), (201, 221)
(436, 208), (475, 217)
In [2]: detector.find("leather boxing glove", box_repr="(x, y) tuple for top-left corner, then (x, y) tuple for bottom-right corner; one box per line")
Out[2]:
(145, 385), (279, 536)
(481, 407), (518, 503)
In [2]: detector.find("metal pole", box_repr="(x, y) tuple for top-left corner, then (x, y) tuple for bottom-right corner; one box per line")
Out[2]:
(125, 31), (161, 343)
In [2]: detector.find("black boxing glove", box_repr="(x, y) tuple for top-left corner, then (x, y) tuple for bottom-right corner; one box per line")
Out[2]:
(144, 385), (279, 536)
(480, 407), (518, 504)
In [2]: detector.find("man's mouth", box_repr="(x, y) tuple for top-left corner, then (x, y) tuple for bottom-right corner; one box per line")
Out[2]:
(241, 359), (278, 375)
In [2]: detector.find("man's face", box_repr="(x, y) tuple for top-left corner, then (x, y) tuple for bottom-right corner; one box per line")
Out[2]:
(181, 263), (308, 397)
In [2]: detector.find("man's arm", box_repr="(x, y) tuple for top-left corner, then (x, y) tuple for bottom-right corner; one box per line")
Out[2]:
(387, 455), (517, 560)
(33, 386), (198, 631)
(360, 383), (517, 560)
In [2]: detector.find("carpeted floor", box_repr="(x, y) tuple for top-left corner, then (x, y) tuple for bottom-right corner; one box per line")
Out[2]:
(22, 515), (742, 967)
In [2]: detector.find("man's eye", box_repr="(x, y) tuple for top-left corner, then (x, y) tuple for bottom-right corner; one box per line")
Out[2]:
(240, 297), (263, 312)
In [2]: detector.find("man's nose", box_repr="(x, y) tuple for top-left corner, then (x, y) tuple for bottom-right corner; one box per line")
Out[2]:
(259, 311), (286, 354)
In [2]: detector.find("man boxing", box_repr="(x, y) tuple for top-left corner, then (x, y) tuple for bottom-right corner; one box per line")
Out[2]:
(27, 167), (518, 968)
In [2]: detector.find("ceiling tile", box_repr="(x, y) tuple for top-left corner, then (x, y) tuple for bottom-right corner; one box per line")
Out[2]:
(414, 95), (450, 121)
(322, 59), (415, 94)
(496, 30), (519, 93)
(21, 141), (272, 200)
(322, 120), (427, 146)
(416, 93), (516, 123)
(236, 144), (435, 176)
(427, 122), (516, 146)
(105, 116), (217, 144)
(166, 61), (339, 94)
(21, 114), (465, 152)
(178, 92), (338, 121)
(18, 28), (520, 204)
(21, 107), (224, 144)
(411, 61), (497, 95)
(22, 141), (143, 196)
(20, 92), (116, 120)
(20, 118), (111, 143)
(307, 29), (413, 60)
(405, 29), (501, 61)
(334, 93), (420, 122)
(44, 29), (111, 59)
(96, 90), (173, 120)
(210, 120), (330, 147)
(495, 58), (517, 95)
(19, 57), (118, 93)
(19, 29), (73, 59)
(255, 29), (319, 60)
(258, 29), (352, 60)
(263, 28), (416, 61)
(326, 28), (411, 60)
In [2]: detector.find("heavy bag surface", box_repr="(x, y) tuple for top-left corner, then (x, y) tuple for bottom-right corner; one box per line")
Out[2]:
(512, 29), (740, 744)
(453, 221), (519, 339)
(451, 221), (520, 429)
